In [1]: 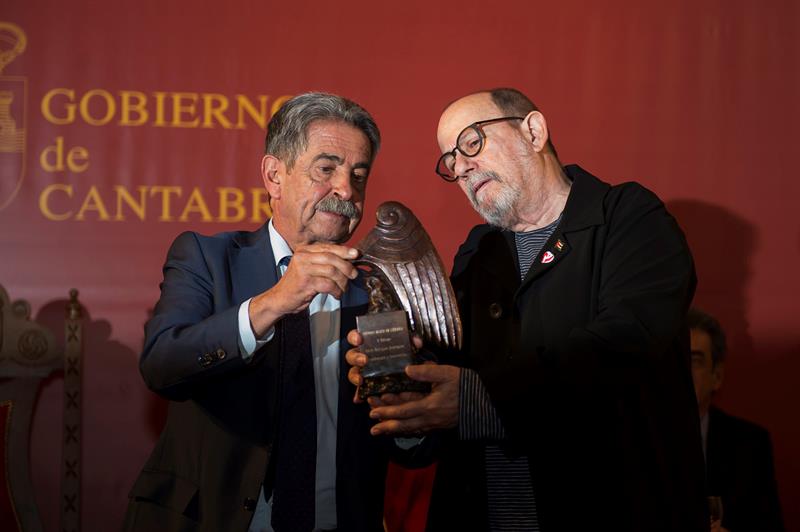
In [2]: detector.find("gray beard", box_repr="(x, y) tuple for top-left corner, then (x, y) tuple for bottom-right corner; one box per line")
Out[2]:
(316, 196), (359, 219)
(464, 171), (519, 229)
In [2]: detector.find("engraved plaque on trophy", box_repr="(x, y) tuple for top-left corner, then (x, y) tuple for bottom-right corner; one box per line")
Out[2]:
(354, 201), (462, 400)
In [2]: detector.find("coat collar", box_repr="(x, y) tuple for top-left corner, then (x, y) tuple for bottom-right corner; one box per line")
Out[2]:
(516, 165), (609, 290)
(452, 165), (610, 286)
(557, 164), (610, 233)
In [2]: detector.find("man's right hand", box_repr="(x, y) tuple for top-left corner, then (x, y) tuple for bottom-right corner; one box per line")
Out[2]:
(248, 243), (359, 336)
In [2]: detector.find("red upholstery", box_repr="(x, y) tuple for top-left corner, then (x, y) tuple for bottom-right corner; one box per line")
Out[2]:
(0, 400), (22, 532)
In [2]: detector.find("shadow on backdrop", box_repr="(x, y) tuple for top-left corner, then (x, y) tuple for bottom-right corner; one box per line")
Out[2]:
(668, 199), (798, 528)
(668, 199), (756, 362)
(31, 297), (141, 531)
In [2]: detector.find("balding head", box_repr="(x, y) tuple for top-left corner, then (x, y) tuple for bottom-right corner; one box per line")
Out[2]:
(438, 89), (556, 156)
(438, 92), (498, 152)
(435, 88), (570, 232)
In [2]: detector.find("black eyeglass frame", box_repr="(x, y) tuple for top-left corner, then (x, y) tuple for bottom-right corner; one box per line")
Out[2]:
(435, 116), (524, 182)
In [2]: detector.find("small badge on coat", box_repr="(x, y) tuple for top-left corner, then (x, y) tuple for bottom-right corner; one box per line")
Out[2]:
(555, 239), (565, 252)
(541, 251), (555, 264)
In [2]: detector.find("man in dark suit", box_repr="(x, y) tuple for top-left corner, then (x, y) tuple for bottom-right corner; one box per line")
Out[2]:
(688, 308), (784, 532)
(124, 92), (411, 532)
(347, 88), (707, 531)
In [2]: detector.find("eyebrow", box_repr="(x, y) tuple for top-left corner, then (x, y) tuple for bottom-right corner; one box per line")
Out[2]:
(312, 153), (371, 172)
(313, 153), (344, 164)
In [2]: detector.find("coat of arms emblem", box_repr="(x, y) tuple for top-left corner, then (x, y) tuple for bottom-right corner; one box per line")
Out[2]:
(0, 22), (27, 212)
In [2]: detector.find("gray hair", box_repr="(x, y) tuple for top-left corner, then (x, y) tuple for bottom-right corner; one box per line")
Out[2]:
(265, 92), (381, 168)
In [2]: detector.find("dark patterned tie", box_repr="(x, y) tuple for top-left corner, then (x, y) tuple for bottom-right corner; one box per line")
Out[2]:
(271, 258), (317, 531)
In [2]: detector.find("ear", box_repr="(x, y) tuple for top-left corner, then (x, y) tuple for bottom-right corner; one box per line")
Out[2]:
(711, 362), (725, 392)
(261, 155), (283, 200)
(521, 111), (549, 153)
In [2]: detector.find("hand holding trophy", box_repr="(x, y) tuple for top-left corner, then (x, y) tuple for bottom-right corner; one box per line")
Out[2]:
(353, 201), (462, 400)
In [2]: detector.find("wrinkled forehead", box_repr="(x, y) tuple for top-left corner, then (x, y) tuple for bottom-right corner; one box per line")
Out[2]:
(304, 120), (372, 160)
(437, 93), (501, 150)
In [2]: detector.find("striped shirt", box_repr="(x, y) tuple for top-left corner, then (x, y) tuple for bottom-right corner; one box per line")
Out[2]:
(458, 215), (561, 531)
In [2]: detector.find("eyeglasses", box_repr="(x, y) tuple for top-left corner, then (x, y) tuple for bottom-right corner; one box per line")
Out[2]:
(435, 116), (524, 182)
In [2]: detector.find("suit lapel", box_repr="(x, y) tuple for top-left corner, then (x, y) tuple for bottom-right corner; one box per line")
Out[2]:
(229, 223), (277, 305)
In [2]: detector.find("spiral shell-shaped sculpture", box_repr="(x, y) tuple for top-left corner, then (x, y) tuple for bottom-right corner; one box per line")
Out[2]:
(356, 201), (462, 350)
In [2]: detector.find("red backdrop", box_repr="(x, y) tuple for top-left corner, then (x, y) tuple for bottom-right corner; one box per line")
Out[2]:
(1, 0), (798, 530)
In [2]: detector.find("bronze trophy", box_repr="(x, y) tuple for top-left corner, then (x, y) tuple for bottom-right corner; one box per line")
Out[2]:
(354, 201), (462, 400)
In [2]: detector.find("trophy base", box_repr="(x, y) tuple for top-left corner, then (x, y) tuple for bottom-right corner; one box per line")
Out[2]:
(359, 372), (431, 401)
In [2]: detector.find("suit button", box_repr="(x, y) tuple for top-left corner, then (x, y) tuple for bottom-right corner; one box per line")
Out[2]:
(243, 497), (257, 511)
(216, 348), (227, 360)
(198, 354), (212, 367)
(488, 302), (503, 319)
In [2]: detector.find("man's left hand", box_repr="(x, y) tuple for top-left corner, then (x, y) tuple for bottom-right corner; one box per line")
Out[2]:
(368, 364), (460, 436)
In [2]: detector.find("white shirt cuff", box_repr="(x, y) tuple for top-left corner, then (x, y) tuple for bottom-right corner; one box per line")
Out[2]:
(238, 298), (274, 361)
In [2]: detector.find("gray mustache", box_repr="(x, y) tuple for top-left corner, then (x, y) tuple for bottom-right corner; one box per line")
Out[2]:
(316, 196), (359, 219)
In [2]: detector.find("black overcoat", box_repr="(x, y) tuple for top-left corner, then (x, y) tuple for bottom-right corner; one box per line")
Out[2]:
(428, 166), (707, 532)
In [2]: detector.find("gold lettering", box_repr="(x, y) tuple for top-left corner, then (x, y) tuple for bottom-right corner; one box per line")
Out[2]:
(217, 187), (246, 222)
(153, 91), (168, 127)
(250, 188), (271, 222)
(236, 94), (269, 129)
(149, 186), (182, 221)
(114, 185), (147, 221)
(40, 137), (89, 173)
(75, 185), (111, 220)
(39, 184), (73, 221)
(80, 89), (116, 126)
(119, 91), (149, 126)
(171, 92), (200, 128)
(41, 88), (76, 125)
(40, 136), (66, 172)
(39, 184), (270, 223)
(41, 88), (284, 130)
(179, 187), (213, 222)
(66, 145), (89, 173)
(202, 93), (233, 129)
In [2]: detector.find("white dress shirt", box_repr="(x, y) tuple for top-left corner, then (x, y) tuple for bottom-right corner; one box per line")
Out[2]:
(239, 220), (340, 532)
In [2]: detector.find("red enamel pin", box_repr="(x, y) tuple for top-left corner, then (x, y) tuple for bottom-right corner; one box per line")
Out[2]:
(541, 251), (555, 264)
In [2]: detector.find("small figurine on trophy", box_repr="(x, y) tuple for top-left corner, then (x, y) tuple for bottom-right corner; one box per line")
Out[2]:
(354, 201), (462, 400)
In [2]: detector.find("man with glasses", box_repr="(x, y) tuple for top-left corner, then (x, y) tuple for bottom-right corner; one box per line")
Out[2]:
(347, 88), (707, 530)
(688, 308), (784, 532)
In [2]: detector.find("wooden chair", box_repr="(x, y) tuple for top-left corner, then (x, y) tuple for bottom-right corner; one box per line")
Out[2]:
(0, 285), (84, 532)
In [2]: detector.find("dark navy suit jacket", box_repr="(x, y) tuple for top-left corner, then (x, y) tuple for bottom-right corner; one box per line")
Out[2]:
(707, 407), (784, 531)
(124, 223), (396, 532)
